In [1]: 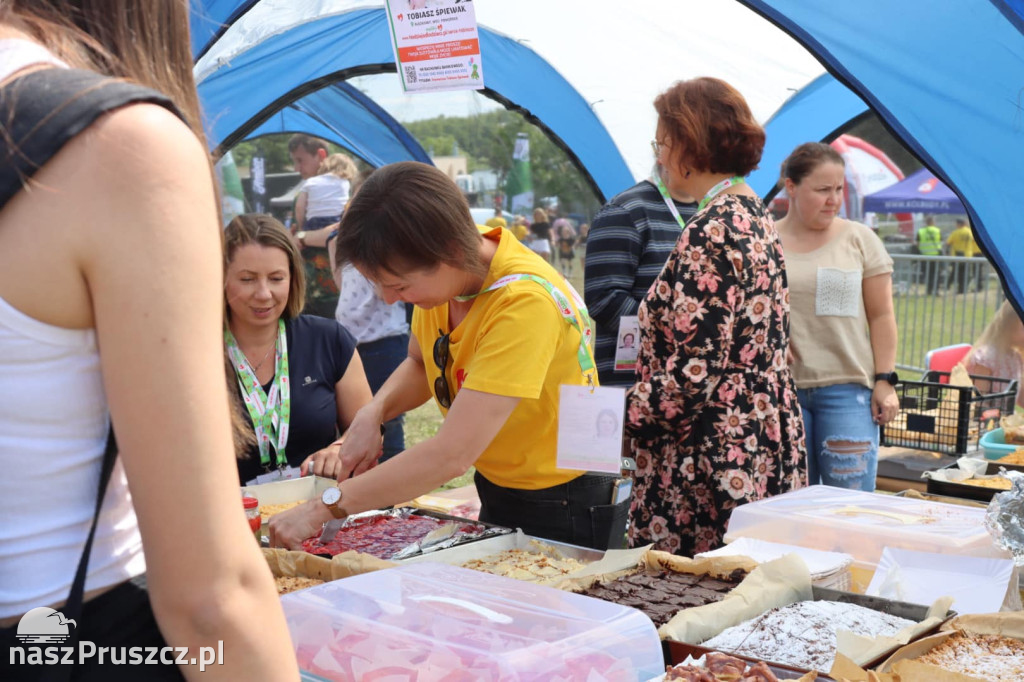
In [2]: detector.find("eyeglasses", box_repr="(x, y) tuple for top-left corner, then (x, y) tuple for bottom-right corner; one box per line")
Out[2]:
(432, 329), (452, 409)
(650, 139), (664, 157)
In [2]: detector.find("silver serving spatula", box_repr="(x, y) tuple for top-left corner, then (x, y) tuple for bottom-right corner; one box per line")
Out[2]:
(318, 516), (354, 544)
(390, 522), (459, 560)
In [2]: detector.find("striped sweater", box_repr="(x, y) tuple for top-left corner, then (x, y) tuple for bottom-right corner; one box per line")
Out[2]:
(583, 180), (697, 386)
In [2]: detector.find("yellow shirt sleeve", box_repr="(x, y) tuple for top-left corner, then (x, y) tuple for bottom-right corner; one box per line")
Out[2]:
(461, 286), (566, 399)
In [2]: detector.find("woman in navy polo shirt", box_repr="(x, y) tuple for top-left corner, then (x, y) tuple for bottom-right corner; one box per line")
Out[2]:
(223, 214), (374, 485)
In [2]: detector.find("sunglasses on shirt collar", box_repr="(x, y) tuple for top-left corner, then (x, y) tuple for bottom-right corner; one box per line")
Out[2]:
(433, 329), (452, 409)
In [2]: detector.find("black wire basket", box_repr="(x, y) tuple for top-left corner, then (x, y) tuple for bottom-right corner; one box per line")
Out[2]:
(881, 371), (1018, 455)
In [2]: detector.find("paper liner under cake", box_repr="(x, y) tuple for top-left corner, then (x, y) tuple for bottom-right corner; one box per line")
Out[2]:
(262, 546), (394, 595)
(875, 612), (1024, 681)
(558, 549), (756, 632)
(658, 553), (950, 675)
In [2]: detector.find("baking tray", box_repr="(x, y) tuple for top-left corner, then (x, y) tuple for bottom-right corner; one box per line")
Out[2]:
(303, 507), (512, 560)
(395, 530), (605, 566)
(876, 449), (957, 481)
(664, 586), (954, 677)
(893, 489), (986, 508)
(665, 641), (833, 680)
(925, 460), (1024, 502)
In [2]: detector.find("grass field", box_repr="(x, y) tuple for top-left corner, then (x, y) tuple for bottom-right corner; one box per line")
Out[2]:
(404, 400), (476, 491)
(892, 283), (1002, 370)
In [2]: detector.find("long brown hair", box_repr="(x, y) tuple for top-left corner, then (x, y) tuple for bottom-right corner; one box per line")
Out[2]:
(2, 1), (259, 452)
(2, 0), (205, 140)
(224, 214), (307, 321)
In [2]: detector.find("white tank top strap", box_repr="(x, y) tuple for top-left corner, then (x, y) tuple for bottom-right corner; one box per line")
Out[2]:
(0, 38), (67, 83)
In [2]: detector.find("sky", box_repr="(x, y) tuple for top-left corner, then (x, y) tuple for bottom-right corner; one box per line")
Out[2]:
(349, 73), (501, 123)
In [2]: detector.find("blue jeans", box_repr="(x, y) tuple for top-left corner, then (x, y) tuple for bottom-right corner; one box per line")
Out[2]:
(797, 383), (878, 490)
(358, 333), (409, 460)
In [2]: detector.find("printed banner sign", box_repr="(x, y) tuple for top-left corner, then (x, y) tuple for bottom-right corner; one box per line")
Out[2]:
(385, 0), (485, 94)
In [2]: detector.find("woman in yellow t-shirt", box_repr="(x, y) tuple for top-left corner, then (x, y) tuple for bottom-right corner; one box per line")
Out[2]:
(268, 162), (627, 550)
(775, 142), (899, 490)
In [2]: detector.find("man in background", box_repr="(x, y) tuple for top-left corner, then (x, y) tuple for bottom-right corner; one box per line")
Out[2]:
(585, 169), (696, 386)
(916, 215), (942, 295)
(945, 218), (979, 294)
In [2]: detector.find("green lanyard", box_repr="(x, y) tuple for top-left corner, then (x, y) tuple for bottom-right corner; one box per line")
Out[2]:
(225, 320), (291, 470)
(454, 274), (596, 378)
(654, 174), (746, 228)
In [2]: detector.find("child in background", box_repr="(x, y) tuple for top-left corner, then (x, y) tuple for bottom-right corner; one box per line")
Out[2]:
(293, 153), (358, 317)
(295, 153), (357, 236)
(965, 300), (1024, 411)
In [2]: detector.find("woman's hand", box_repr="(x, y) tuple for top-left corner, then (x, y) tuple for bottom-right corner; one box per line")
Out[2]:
(333, 405), (384, 481)
(300, 439), (345, 479)
(872, 382), (899, 424)
(267, 499), (330, 550)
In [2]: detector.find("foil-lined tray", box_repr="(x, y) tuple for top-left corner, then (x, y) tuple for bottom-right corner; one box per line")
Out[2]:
(300, 506), (511, 561)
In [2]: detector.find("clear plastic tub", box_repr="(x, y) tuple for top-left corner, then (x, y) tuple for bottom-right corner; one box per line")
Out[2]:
(724, 485), (1009, 570)
(282, 562), (664, 681)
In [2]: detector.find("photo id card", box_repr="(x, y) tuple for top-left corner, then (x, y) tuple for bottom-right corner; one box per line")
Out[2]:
(556, 384), (626, 474)
(251, 465), (302, 486)
(614, 315), (640, 373)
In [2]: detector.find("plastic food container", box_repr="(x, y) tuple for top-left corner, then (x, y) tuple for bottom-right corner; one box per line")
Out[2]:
(723, 486), (1010, 573)
(282, 562), (664, 680)
(980, 428), (1020, 459)
(242, 496), (260, 539)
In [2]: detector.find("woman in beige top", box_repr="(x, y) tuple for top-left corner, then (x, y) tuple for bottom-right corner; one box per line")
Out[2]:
(776, 142), (899, 490)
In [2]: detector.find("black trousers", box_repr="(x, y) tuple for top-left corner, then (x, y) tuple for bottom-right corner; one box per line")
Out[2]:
(922, 259), (940, 294)
(475, 471), (629, 550)
(1, 576), (182, 682)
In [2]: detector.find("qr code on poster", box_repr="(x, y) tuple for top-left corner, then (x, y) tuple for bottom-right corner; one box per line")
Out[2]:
(404, 65), (417, 84)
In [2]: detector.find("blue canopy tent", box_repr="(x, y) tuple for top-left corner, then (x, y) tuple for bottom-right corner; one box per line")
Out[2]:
(741, 0), (1024, 313)
(242, 82), (432, 169)
(193, 0), (1024, 312)
(862, 168), (967, 215)
(750, 73), (869, 197)
(194, 7), (633, 203)
(189, 0), (258, 59)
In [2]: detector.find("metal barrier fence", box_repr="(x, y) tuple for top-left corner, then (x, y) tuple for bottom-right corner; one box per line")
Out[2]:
(890, 254), (1005, 374)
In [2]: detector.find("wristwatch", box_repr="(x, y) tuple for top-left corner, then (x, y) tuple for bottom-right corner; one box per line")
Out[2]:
(874, 371), (899, 385)
(296, 230), (308, 248)
(321, 486), (348, 519)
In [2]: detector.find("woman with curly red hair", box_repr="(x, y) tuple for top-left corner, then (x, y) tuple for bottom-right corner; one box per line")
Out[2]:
(626, 77), (807, 556)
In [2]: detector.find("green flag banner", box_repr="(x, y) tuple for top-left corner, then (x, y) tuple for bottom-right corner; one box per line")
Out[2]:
(506, 132), (533, 215)
(216, 150), (246, 225)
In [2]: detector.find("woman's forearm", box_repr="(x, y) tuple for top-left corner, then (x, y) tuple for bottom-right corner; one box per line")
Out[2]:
(868, 312), (898, 373)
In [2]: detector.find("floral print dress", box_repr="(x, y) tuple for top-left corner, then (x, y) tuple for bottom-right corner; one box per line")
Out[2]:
(626, 194), (807, 556)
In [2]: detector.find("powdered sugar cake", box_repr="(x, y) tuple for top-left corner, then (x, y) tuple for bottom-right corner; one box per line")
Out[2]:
(701, 600), (914, 672)
(914, 631), (1024, 680)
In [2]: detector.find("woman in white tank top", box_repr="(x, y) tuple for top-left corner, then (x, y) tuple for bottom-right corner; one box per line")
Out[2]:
(0, 4), (296, 680)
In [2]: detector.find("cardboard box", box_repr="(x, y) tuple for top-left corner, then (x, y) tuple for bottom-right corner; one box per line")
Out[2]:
(241, 476), (337, 507)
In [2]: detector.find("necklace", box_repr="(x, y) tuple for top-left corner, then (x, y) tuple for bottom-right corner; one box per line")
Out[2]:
(245, 342), (276, 372)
